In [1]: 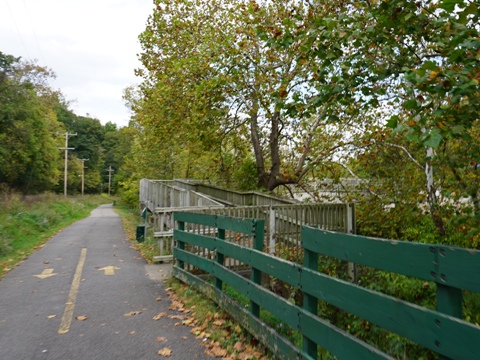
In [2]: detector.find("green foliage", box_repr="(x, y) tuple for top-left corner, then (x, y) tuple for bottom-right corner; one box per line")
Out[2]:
(253, 0), (480, 237)
(231, 157), (259, 191)
(131, 1), (348, 192)
(0, 51), (132, 197)
(117, 179), (140, 209)
(0, 52), (64, 193)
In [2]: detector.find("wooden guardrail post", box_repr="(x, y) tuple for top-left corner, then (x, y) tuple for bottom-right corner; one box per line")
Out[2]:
(435, 246), (463, 360)
(177, 219), (185, 270)
(268, 206), (276, 254)
(303, 241), (319, 359)
(216, 223), (225, 291)
(250, 219), (263, 318)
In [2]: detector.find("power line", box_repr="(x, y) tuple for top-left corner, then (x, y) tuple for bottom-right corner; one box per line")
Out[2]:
(22, 0), (46, 64)
(5, 0), (30, 58)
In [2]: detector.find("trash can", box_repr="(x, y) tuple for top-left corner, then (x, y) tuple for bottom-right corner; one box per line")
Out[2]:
(136, 225), (145, 242)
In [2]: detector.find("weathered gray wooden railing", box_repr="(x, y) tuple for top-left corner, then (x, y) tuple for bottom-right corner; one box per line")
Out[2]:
(153, 203), (353, 262)
(173, 212), (480, 360)
(139, 178), (297, 211)
(190, 203), (354, 253)
(139, 179), (225, 210)
(140, 179), (354, 262)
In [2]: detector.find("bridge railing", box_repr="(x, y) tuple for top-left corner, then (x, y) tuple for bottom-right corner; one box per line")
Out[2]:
(141, 179), (353, 263)
(190, 203), (354, 253)
(173, 212), (480, 360)
(152, 203), (353, 263)
(140, 178), (298, 210)
(140, 179), (225, 210)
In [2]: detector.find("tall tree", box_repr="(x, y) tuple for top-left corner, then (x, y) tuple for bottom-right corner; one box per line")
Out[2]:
(133, 0), (345, 191)
(268, 0), (480, 238)
(0, 52), (64, 193)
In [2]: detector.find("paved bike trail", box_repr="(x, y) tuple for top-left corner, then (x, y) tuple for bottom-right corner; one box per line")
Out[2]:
(0, 204), (212, 360)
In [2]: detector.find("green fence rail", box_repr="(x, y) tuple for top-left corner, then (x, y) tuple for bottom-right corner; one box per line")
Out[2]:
(173, 212), (480, 360)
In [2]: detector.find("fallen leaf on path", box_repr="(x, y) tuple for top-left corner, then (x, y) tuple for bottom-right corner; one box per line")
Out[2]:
(169, 299), (185, 311)
(233, 325), (242, 334)
(156, 297), (162, 301)
(76, 315), (87, 321)
(182, 318), (195, 326)
(152, 312), (167, 320)
(130, 331), (135, 335)
(156, 337), (166, 342)
(205, 346), (227, 357)
(182, 336), (187, 340)
(234, 341), (245, 352)
(47, 315), (56, 319)
(158, 347), (172, 356)
(124, 311), (142, 317)
(195, 331), (210, 339)
(168, 315), (188, 320)
(192, 329), (200, 336)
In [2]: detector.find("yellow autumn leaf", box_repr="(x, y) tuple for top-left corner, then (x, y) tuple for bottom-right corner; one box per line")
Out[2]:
(212, 319), (224, 326)
(234, 341), (245, 352)
(124, 311), (142, 317)
(158, 347), (172, 356)
(429, 69), (440, 80)
(152, 312), (167, 320)
(182, 318), (195, 326)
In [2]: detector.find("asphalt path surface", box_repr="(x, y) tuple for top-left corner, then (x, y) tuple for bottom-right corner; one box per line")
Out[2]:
(0, 204), (212, 360)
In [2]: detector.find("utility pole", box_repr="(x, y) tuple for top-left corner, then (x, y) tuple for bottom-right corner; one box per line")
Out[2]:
(58, 132), (77, 197)
(106, 166), (114, 196)
(79, 159), (89, 196)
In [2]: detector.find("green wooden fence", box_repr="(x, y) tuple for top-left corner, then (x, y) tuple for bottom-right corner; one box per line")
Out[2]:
(172, 212), (480, 360)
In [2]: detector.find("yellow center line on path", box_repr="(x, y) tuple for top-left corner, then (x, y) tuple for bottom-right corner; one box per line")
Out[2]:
(58, 248), (87, 334)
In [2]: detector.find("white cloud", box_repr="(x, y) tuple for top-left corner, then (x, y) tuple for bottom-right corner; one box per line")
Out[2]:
(0, 0), (153, 127)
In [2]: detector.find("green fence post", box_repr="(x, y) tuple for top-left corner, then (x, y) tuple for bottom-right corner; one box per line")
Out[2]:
(303, 233), (319, 359)
(177, 220), (185, 270)
(250, 219), (264, 318)
(216, 223), (225, 290)
(436, 246), (463, 360)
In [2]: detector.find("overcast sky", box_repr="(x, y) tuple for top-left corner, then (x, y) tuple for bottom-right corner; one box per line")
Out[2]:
(1, 0), (154, 127)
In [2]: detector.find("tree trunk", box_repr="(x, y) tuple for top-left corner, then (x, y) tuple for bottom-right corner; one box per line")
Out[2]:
(249, 103), (267, 188)
(425, 147), (447, 237)
(266, 110), (281, 191)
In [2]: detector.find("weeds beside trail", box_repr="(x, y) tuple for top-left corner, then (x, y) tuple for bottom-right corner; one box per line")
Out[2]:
(113, 204), (160, 263)
(0, 192), (112, 279)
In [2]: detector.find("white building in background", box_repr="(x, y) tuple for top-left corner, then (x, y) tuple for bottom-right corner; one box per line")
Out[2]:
(290, 178), (370, 203)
